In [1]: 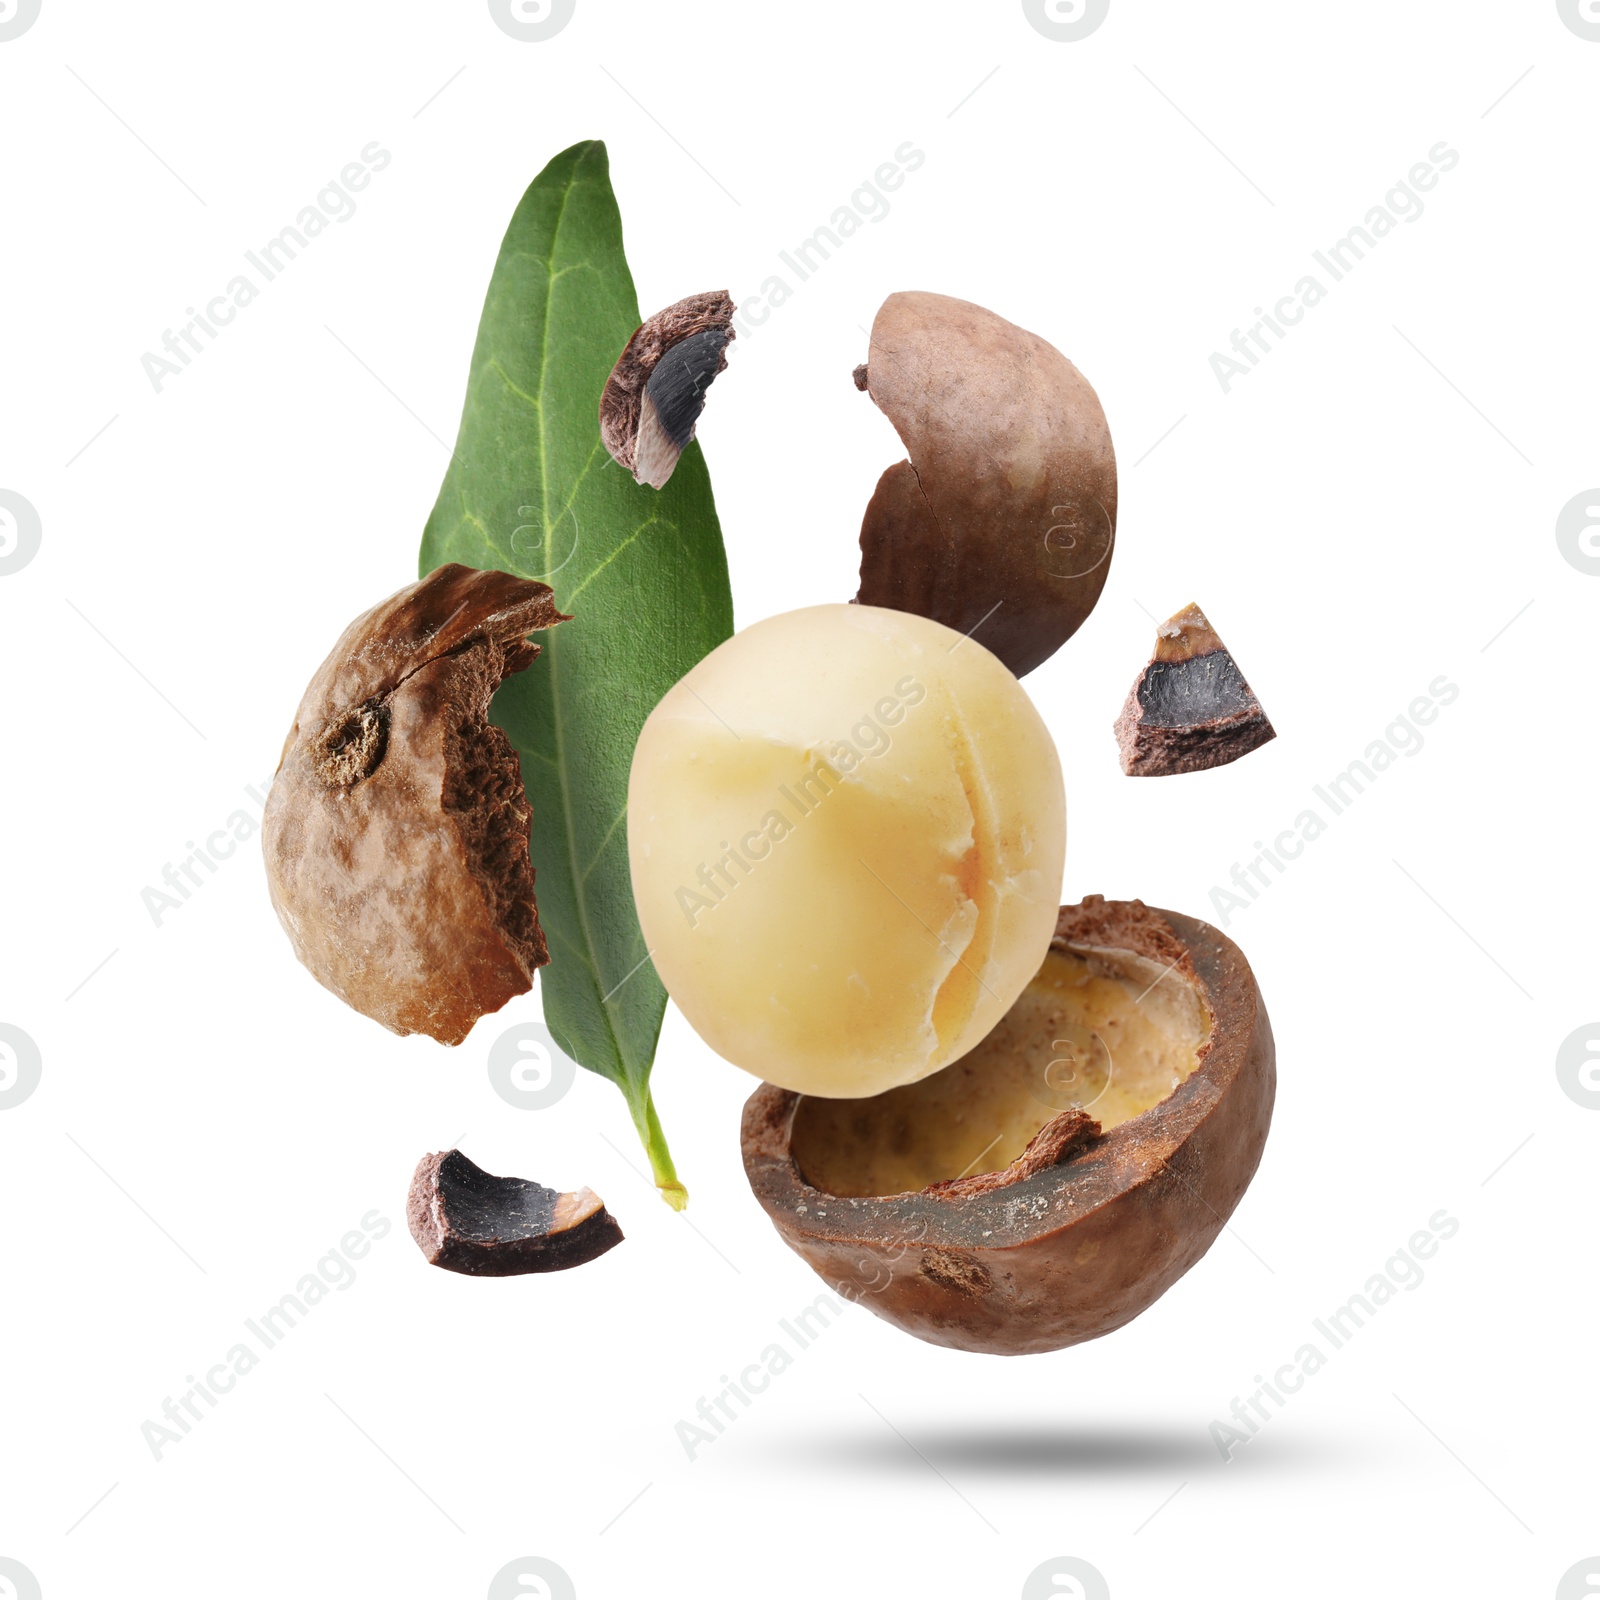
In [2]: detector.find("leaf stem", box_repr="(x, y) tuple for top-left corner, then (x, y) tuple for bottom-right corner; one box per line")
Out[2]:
(628, 1086), (687, 1211)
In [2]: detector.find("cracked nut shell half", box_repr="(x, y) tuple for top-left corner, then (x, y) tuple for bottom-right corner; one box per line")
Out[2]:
(740, 897), (1274, 1355)
(854, 291), (1117, 679)
(263, 564), (567, 1045)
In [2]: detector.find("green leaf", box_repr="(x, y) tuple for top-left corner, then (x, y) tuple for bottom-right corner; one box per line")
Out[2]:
(419, 140), (733, 1208)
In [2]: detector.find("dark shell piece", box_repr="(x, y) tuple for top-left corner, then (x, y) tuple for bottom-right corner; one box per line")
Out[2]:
(1137, 649), (1256, 726)
(599, 291), (735, 489)
(643, 328), (732, 448)
(1114, 603), (1275, 776)
(407, 1149), (623, 1276)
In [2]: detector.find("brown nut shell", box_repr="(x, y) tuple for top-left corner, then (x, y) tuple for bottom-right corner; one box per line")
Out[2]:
(855, 292), (1118, 679)
(740, 897), (1274, 1356)
(263, 564), (567, 1045)
(1114, 602), (1276, 776)
(407, 1149), (623, 1276)
(599, 290), (735, 488)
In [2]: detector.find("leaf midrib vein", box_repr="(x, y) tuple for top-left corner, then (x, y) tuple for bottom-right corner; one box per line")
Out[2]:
(539, 148), (636, 1083)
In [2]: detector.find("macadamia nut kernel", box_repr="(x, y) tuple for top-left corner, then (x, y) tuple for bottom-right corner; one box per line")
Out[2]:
(627, 603), (1066, 1097)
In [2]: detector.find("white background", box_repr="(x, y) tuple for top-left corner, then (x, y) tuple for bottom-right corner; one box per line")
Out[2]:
(2, 2), (1597, 1597)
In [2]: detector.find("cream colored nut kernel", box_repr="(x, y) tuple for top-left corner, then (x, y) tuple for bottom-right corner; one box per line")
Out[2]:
(627, 603), (1066, 1097)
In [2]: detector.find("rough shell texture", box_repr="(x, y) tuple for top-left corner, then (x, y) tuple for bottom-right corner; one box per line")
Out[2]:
(740, 897), (1274, 1355)
(599, 290), (735, 481)
(263, 564), (567, 1045)
(407, 1149), (622, 1276)
(855, 292), (1118, 679)
(1114, 602), (1276, 776)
